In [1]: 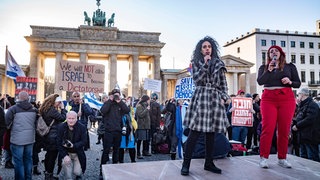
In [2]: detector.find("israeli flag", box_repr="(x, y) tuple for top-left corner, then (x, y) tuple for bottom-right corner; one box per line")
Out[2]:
(6, 49), (26, 80)
(84, 92), (103, 110)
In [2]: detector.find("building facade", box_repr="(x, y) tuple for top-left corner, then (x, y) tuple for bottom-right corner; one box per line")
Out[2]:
(223, 22), (320, 96)
(25, 25), (164, 101)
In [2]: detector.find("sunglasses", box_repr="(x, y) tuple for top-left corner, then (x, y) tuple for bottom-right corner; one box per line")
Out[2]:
(73, 95), (80, 98)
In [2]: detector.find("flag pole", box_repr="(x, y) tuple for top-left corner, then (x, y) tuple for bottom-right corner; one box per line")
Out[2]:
(4, 45), (8, 109)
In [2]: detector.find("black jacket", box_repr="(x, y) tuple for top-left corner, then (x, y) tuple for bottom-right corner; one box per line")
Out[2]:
(42, 107), (67, 150)
(0, 106), (6, 147)
(149, 100), (161, 128)
(100, 99), (130, 132)
(295, 97), (320, 144)
(57, 121), (87, 173)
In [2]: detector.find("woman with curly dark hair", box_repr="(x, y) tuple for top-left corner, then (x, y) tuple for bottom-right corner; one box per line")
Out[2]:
(39, 94), (67, 179)
(181, 36), (230, 176)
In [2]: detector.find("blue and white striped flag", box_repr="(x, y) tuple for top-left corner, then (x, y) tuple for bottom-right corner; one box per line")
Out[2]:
(6, 48), (26, 80)
(84, 92), (103, 110)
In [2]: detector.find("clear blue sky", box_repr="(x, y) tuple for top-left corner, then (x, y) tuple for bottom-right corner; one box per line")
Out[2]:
(0, 0), (319, 69)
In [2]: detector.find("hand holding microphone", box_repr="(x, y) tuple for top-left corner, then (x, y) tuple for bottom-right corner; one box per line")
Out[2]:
(204, 52), (211, 64)
(268, 55), (277, 72)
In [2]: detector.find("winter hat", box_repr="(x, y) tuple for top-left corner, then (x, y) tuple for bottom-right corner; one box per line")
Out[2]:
(55, 96), (63, 102)
(111, 89), (120, 95)
(151, 93), (158, 100)
(245, 93), (252, 98)
(237, 90), (245, 95)
(298, 88), (309, 95)
(268, 45), (285, 58)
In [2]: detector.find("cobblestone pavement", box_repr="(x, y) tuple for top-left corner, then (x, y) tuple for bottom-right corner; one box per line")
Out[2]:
(0, 126), (173, 179)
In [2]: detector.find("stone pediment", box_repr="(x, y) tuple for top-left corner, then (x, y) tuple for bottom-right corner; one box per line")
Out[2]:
(221, 54), (254, 68)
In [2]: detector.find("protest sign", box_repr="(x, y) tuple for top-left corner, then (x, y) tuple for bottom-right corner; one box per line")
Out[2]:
(174, 77), (195, 99)
(15, 76), (37, 102)
(143, 78), (161, 92)
(56, 61), (105, 93)
(231, 97), (253, 127)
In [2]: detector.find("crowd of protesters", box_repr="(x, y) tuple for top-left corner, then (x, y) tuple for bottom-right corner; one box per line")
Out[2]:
(1, 87), (320, 179)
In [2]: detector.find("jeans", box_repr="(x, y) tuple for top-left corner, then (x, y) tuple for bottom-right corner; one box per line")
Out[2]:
(61, 153), (82, 180)
(232, 126), (248, 144)
(11, 143), (34, 180)
(300, 144), (320, 162)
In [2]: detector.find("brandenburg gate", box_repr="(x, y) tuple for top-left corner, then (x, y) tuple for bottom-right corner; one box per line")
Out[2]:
(25, 25), (165, 100)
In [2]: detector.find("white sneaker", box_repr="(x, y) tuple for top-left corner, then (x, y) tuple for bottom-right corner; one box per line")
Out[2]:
(259, 158), (268, 168)
(278, 159), (292, 168)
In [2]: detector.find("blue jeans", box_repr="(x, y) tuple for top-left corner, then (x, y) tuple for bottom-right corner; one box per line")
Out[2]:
(11, 143), (34, 180)
(232, 126), (248, 144)
(300, 144), (320, 162)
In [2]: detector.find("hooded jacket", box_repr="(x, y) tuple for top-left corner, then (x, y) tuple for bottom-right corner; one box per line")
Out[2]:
(5, 100), (38, 145)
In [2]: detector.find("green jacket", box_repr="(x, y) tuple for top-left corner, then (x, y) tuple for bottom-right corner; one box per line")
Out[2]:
(135, 102), (150, 130)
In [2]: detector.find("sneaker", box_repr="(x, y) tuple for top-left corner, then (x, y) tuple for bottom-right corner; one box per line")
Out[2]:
(278, 159), (292, 168)
(259, 158), (268, 168)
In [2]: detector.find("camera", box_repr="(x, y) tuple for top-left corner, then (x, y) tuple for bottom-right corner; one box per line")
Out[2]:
(122, 127), (127, 135)
(114, 94), (120, 101)
(63, 139), (72, 148)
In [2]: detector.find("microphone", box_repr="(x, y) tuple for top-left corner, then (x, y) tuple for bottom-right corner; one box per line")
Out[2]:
(270, 55), (277, 67)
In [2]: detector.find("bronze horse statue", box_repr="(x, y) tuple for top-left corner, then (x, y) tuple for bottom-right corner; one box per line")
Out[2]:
(83, 11), (91, 26)
(107, 13), (115, 27)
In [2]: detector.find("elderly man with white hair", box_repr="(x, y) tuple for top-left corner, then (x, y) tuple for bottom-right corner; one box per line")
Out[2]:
(57, 111), (87, 180)
(292, 88), (320, 162)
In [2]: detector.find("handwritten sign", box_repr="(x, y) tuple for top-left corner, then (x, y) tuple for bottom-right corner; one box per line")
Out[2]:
(143, 78), (162, 92)
(231, 97), (253, 127)
(174, 77), (195, 99)
(56, 61), (105, 93)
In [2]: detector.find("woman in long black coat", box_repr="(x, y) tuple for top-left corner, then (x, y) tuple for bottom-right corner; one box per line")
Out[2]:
(39, 94), (67, 179)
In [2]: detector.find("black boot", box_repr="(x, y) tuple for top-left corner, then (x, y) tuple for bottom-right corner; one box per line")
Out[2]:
(181, 158), (191, 176)
(204, 159), (222, 174)
(170, 153), (176, 160)
(33, 165), (41, 175)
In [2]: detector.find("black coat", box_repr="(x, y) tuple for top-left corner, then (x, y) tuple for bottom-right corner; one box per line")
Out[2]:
(100, 99), (130, 132)
(149, 100), (161, 128)
(57, 121), (87, 173)
(42, 107), (67, 150)
(0, 106), (6, 147)
(295, 97), (320, 144)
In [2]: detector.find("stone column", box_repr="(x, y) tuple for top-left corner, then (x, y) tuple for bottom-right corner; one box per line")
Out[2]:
(108, 54), (117, 91)
(245, 71), (251, 93)
(29, 51), (39, 77)
(161, 78), (168, 102)
(233, 72), (238, 94)
(80, 52), (88, 63)
(131, 54), (139, 98)
(153, 55), (161, 80)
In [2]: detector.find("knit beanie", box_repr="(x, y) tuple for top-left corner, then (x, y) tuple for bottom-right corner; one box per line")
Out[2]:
(268, 45), (285, 58)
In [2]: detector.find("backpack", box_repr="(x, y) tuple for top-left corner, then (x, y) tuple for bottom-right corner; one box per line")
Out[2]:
(36, 116), (54, 137)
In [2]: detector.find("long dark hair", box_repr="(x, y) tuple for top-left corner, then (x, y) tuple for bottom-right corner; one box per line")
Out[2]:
(192, 36), (220, 66)
(264, 45), (286, 71)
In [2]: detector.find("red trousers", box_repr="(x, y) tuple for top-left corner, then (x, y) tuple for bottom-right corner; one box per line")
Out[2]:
(260, 88), (296, 159)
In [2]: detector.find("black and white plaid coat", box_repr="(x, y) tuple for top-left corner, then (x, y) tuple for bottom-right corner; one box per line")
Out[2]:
(183, 58), (230, 133)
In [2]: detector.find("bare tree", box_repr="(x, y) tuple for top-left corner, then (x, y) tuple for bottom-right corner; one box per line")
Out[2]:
(44, 75), (55, 97)
(138, 81), (147, 98)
